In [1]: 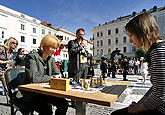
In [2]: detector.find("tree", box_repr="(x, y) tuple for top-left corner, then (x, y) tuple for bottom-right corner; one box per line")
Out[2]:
(135, 48), (147, 59)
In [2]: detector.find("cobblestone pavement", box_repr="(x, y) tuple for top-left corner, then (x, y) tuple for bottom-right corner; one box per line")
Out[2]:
(0, 74), (151, 115)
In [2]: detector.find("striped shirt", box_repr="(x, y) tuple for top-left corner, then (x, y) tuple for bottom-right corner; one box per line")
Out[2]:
(143, 42), (165, 114)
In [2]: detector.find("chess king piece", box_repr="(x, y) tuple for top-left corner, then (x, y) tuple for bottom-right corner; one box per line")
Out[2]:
(100, 76), (103, 86)
(96, 77), (100, 87)
(83, 79), (86, 87)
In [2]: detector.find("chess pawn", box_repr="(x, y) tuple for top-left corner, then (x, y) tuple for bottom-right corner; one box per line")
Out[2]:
(80, 80), (84, 90)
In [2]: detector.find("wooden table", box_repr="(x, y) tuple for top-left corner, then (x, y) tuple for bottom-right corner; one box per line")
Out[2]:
(18, 80), (129, 115)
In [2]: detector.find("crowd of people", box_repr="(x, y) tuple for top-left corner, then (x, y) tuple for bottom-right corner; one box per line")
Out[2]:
(99, 56), (148, 81)
(0, 12), (165, 115)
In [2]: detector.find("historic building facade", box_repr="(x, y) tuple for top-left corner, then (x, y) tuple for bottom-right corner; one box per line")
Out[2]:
(92, 6), (165, 59)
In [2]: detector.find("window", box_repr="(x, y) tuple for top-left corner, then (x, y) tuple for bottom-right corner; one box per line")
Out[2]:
(108, 49), (111, 55)
(115, 38), (118, 44)
(100, 32), (103, 37)
(97, 50), (99, 55)
(100, 40), (103, 46)
(123, 36), (127, 43)
(2, 31), (4, 38)
(115, 28), (118, 34)
(49, 31), (51, 34)
(97, 41), (99, 47)
(97, 32), (99, 37)
(108, 39), (111, 45)
(123, 47), (127, 53)
(21, 24), (25, 30)
(42, 29), (45, 34)
(33, 38), (36, 44)
(100, 49), (103, 55)
(108, 29), (111, 35)
(33, 28), (36, 33)
(54, 33), (56, 36)
(21, 36), (25, 42)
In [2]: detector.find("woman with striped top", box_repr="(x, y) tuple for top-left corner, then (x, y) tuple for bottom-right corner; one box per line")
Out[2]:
(111, 13), (165, 115)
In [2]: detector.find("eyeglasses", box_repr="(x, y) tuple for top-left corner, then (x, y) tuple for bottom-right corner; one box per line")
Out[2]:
(12, 42), (18, 45)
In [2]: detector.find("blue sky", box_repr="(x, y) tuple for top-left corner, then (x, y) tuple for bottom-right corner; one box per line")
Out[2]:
(0, 0), (164, 40)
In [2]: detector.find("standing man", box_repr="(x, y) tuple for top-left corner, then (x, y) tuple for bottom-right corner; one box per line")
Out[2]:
(68, 28), (86, 82)
(121, 57), (129, 81)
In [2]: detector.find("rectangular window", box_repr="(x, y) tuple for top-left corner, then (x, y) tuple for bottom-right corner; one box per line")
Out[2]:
(123, 36), (127, 43)
(115, 28), (118, 34)
(115, 38), (118, 44)
(42, 29), (45, 34)
(2, 31), (4, 38)
(97, 41), (99, 47)
(100, 49), (103, 55)
(100, 32), (103, 36)
(21, 24), (25, 30)
(21, 36), (25, 42)
(108, 39), (111, 45)
(108, 30), (111, 35)
(100, 40), (103, 46)
(123, 47), (127, 53)
(33, 38), (36, 44)
(97, 32), (99, 37)
(108, 49), (111, 55)
(33, 28), (36, 33)
(97, 50), (99, 55)
(49, 31), (51, 34)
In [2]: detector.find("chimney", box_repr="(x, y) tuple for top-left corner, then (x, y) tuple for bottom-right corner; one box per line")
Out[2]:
(47, 23), (51, 26)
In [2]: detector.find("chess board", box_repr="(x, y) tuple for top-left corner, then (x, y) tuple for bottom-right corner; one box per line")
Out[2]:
(40, 82), (111, 93)
(69, 82), (111, 93)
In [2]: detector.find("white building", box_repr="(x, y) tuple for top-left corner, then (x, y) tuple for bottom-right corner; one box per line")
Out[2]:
(92, 6), (165, 59)
(0, 4), (93, 61)
(0, 5), (41, 50)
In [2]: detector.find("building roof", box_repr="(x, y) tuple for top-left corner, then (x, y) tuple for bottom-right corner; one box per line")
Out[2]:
(41, 21), (56, 30)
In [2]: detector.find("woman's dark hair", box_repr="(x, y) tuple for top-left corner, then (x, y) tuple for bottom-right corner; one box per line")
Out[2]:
(125, 12), (162, 49)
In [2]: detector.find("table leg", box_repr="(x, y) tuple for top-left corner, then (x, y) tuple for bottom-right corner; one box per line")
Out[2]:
(76, 101), (86, 115)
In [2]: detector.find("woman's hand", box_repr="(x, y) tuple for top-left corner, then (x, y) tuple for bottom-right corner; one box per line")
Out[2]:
(128, 101), (138, 113)
(128, 102), (148, 114)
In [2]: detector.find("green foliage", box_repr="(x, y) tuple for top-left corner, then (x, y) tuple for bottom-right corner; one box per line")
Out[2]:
(135, 48), (147, 59)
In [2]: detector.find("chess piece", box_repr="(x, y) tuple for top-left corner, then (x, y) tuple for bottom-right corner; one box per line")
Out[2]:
(80, 80), (84, 90)
(104, 78), (106, 84)
(90, 78), (93, 85)
(96, 77), (99, 87)
(83, 79), (86, 87)
(85, 82), (90, 91)
(100, 76), (103, 86)
(92, 79), (95, 88)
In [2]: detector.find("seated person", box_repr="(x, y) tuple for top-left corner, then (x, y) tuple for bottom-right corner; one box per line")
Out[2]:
(16, 34), (68, 115)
